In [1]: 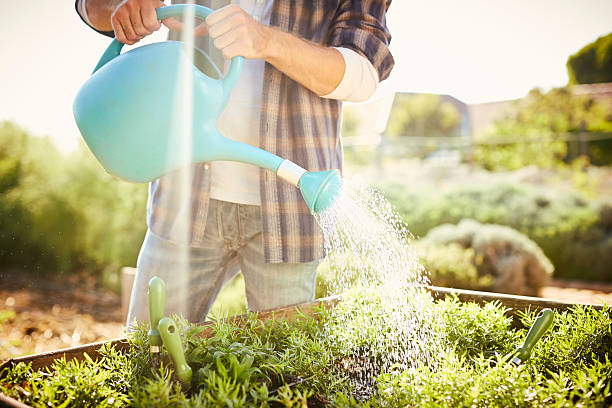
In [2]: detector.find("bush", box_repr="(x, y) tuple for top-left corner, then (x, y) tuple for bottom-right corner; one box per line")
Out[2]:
(0, 123), (86, 272)
(421, 220), (553, 296)
(416, 243), (493, 291)
(380, 182), (611, 282)
(0, 121), (147, 281)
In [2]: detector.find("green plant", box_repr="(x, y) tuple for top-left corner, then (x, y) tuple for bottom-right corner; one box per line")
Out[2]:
(416, 242), (493, 290)
(380, 182), (612, 282)
(421, 219), (553, 296)
(473, 87), (612, 169)
(0, 121), (147, 281)
(2, 294), (611, 407)
(386, 94), (462, 138)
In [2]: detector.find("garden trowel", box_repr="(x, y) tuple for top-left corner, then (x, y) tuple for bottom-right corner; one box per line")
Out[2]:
(510, 308), (554, 364)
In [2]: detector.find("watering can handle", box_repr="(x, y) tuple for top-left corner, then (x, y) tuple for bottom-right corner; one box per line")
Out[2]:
(91, 3), (243, 97)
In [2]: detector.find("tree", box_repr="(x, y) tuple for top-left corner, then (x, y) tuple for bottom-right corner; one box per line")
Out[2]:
(474, 88), (612, 170)
(385, 94), (461, 138)
(567, 32), (612, 84)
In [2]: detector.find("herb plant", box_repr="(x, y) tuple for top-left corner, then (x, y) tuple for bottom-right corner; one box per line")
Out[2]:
(1, 294), (610, 407)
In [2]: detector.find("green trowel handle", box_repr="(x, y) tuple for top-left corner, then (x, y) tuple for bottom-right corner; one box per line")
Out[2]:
(514, 308), (554, 363)
(147, 277), (166, 348)
(91, 4), (244, 97)
(158, 317), (193, 386)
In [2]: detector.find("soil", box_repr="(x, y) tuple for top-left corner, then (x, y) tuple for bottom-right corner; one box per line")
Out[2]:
(0, 270), (123, 361)
(1, 270), (611, 361)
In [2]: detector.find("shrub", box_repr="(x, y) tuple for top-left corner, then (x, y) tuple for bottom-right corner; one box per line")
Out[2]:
(0, 121), (147, 280)
(420, 219), (553, 296)
(381, 181), (612, 282)
(416, 243), (493, 291)
(0, 123), (87, 272)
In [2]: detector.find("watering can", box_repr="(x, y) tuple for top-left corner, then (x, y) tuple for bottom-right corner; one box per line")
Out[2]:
(73, 4), (340, 213)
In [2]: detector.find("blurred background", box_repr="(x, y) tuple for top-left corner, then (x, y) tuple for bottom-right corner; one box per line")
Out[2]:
(1, 1), (611, 358)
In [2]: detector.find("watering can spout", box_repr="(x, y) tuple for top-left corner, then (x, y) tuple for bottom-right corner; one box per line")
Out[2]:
(276, 161), (341, 213)
(299, 169), (342, 213)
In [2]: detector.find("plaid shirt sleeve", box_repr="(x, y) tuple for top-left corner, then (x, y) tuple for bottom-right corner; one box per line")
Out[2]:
(327, 0), (395, 81)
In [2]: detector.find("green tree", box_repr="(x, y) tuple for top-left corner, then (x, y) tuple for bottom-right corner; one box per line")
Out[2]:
(385, 94), (461, 138)
(567, 32), (612, 84)
(474, 87), (612, 170)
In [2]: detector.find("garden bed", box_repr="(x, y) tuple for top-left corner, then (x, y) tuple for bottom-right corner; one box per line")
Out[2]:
(1, 287), (610, 407)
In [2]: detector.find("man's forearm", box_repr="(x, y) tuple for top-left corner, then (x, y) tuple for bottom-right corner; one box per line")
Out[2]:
(262, 27), (345, 97)
(79, 1), (345, 95)
(77, 0), (121, 32)
(206, 5), (345, 97)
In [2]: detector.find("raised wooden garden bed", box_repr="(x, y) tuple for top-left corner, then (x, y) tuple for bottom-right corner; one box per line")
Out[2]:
(0, 287), (607, 408)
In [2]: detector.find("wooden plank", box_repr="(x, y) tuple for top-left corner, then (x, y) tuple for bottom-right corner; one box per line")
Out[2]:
(427, 286), (606, 314)
(193, 295), (340, 338)
(0, 394), (31, 408)
(0, 338), (129, 374)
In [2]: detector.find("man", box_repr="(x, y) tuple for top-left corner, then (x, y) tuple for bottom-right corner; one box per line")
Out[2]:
(76, 0), (393, 324)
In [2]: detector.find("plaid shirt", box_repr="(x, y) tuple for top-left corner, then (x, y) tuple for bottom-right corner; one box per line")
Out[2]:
(81, 0), (394, 263)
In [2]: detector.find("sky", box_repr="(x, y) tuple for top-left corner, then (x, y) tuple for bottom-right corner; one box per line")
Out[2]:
(0, 0), (611, 152)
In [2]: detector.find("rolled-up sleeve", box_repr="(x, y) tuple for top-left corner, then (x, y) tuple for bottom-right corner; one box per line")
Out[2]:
(75, 0), (115, 38)
(328, 0), (395, 81)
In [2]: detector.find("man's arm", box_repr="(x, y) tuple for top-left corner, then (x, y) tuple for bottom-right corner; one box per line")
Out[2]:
(76, 0), (186, 45)
(206, 5), (345, 97)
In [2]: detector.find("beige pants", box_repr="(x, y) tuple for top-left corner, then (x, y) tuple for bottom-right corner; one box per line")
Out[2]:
(126, 199), (320, 325)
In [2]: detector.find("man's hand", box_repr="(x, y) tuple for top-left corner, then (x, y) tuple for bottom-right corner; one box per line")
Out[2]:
(111, 0), (185, 45)
(205, 4), (271, 60)
(82, 0), (208, 45)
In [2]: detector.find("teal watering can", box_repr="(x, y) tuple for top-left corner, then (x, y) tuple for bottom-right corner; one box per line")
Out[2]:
(73, 4), (340, 213)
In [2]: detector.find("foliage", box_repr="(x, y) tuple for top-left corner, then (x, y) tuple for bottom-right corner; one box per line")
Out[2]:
(341, 107), (360, 137)
(421, 220), (553, 296)
(518, 306), (612, 374)
(416, 243), (493, 291)
(0, 121), (147, 281)
(473, 87), (612, 169)
(381, 181), (612, 282)
(385, 94), (462, 138)
(375, 351), (611, 408)
(567, 32), (612, 85)
(2, 293), (611, 407)
(0, 122), (85, 273)
(375, 303), (612, 408)
(434, 296), (518, 359)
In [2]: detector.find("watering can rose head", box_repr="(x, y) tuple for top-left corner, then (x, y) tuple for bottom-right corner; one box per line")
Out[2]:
(73, 3), (341, 214)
